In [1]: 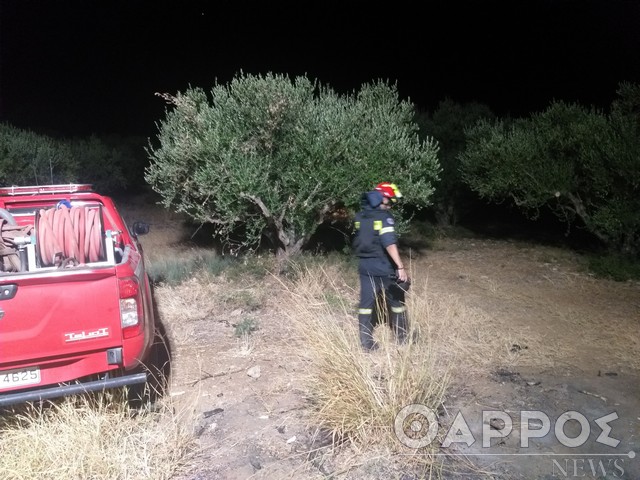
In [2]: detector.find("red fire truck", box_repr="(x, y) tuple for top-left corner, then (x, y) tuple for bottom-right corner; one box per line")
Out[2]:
(0, 184), (156, 407)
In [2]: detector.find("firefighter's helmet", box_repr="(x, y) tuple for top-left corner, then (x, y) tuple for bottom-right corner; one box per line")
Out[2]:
(375, 182), (403, 203)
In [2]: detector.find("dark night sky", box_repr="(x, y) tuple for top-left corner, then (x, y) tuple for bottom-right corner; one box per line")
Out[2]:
(1, 0), (639, 138)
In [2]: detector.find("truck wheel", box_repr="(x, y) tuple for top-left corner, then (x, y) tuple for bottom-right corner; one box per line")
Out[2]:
(126, 328), (171, 408)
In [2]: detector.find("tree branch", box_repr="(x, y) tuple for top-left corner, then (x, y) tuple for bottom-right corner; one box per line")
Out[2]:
(278, 195), (293, 224)
(241, 193), (273, 221)
(241, 193), (290, 248)
(566, 192), (610, 243)
(566, 192), (589, 223)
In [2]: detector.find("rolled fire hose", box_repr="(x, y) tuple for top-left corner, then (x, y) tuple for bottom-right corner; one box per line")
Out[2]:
(37, 205), (104, 267)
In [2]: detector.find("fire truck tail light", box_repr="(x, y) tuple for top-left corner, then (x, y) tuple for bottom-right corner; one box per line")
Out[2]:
(118, 277), (143, 338)
(120, 298), (139, 328)
(118, 277), (139, 299)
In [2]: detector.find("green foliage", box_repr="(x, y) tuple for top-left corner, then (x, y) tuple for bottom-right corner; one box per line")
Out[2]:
(0, 123), (147, 193)
(585, 252), (640, 281)
(69, 135), (127, 193)
(0, 123), (78, 185)
(145, 72), (440, 260)
(222, 255), (274, 280)
(460, 83), (640, 255)
(223, 289), (263, 311)
(233, 317), (259, 337)
(147, 249), (231, 285)
(415, 99), (495, 226)
(88, 134), (150, 190)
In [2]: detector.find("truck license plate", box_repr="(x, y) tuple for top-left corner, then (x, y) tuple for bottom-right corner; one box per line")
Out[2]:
(0, 366), (41, 390)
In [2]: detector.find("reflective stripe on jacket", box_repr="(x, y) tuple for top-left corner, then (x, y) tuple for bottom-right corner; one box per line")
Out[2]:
(353, 207), (398, 277)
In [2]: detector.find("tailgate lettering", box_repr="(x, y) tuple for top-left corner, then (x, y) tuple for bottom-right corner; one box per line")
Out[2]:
(64, 327), (109, 342)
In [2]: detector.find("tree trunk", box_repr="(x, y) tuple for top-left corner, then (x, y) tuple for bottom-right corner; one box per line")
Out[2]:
(434, 201), (457, 227)
(565, 192), (611, 246)
(621, 232), (639, 257)
(274, 231), (307, 274)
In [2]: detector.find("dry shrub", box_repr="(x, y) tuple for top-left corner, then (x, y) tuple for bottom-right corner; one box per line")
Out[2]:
(273, 259), (525, 474)
(0, 392), (197, 480)
(276, 263), (450, 464)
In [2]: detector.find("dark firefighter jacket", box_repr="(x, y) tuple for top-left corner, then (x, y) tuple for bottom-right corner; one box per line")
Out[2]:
(353, 191), (398, 276)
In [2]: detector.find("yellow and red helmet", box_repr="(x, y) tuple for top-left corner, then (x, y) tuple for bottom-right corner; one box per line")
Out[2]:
(375, 182), (403, 203)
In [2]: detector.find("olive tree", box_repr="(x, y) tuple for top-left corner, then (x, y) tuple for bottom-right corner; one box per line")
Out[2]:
(0, 123), (136, 193)
(460, 83), (640, 254)
(145, 72), (440, 260)
(415, 98), (495, 226)
(0, 123), (78, 185)
(70, 135), (127, 193)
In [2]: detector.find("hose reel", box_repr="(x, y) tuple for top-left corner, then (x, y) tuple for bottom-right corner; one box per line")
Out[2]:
(35, 204), (106, 267)
(0, 205), (108, 272)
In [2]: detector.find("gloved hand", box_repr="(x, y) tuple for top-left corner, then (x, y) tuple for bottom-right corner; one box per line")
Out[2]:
(390, 275), (411, 293)
(396, 278), (411, 293)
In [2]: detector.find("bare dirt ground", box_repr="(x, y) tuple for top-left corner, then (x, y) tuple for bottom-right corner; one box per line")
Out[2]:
(423, 239), (640, 479)
(128, 201), (639, 480)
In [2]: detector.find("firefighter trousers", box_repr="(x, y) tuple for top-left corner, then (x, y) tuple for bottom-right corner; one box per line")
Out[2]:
(358, 274), (408, 350)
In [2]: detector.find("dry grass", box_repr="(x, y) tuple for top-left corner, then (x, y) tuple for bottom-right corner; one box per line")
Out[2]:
(269, 263), (468, 473)
(417, 288), (524, 374)
(0, 392), (198, 480)
(263, 255), (533, 477)
(425, 237), (640, 374)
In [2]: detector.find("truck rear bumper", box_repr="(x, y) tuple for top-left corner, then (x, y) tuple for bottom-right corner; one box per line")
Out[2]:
(0, 372), (147, 407)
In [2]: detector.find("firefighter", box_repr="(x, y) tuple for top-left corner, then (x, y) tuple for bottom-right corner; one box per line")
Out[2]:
(353, 182), (409, 351)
